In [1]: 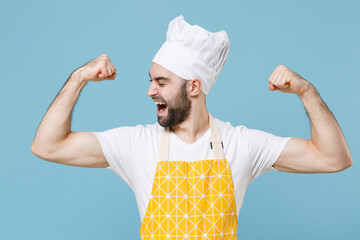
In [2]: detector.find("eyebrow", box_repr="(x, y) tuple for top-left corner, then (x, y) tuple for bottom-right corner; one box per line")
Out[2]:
(149, 72), (170, 81)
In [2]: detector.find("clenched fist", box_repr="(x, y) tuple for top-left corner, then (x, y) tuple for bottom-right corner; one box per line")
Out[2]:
(74, 54), (117, 82)
(268, 65), (311, 96)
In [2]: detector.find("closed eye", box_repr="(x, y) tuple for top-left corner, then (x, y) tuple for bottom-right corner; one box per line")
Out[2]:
(149, 79), (165, 86)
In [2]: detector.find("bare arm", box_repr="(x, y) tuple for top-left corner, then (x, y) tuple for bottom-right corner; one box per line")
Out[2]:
(31, 54), (117, 168)
(268, 65), (352, 173)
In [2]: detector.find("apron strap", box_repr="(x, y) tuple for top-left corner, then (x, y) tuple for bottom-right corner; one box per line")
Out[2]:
(209, 113), (225, 159)
(159, 112), (225, 162)
(159, 126), (170, 163)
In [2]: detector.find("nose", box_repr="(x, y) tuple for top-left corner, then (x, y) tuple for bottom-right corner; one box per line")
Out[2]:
(147, 81), (158, 97)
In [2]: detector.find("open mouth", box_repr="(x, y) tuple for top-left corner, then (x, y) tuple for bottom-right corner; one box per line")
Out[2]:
(156, 102), (168, 115)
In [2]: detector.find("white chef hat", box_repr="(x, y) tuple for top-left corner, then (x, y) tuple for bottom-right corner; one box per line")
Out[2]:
(152, 15), (230, 95)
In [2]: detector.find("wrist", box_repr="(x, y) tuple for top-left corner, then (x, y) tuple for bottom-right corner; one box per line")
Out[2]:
(70, 68), (87, 84)
(298, 81), (316, 99)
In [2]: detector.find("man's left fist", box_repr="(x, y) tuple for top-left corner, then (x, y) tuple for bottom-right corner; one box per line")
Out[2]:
(268, 65), (310, 96)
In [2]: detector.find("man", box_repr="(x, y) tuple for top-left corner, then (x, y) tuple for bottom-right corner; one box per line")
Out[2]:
(31, 15), (352, 239)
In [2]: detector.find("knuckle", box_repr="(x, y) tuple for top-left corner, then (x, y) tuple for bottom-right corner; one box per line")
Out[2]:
(99, 60), (106, 68)
(276, 64), (286, 70)
(100, 54), (109, 60)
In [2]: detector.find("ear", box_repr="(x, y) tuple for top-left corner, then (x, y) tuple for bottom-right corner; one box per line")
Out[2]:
(188, 79), (202, 96)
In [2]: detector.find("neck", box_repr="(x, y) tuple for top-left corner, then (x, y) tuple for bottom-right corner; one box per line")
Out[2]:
(170, 104), (210, 144)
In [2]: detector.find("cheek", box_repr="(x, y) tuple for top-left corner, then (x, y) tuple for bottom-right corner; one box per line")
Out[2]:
(160, 90), (173, 101)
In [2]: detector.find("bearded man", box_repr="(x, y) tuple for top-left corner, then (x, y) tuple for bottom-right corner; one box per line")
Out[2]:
(31, 15), (352, 239)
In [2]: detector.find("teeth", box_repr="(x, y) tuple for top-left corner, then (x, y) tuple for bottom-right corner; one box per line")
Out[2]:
(155, 102), (166, 105)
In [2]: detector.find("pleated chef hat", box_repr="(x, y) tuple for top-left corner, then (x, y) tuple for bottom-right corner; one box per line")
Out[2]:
(152, 15), (230, 95)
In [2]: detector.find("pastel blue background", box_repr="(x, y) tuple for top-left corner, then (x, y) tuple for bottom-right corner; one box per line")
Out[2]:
(1, 0), (359, 239)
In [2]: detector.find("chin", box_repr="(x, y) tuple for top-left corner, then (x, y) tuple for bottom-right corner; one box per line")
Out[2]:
(157, 116), (167, 127)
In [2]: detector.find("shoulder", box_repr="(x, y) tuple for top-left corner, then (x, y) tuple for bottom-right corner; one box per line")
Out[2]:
(214, 117), (274, 146)
(214, 117), (247, 136)
(215, 118), (234, 131)
(93, 122), (163, 139)
(135, 122), (164, 138)
(122, 122), (163, 136)
(214, 118), (246, 147)
(128, 122), (161, 132)
(215, 117), (270, 136)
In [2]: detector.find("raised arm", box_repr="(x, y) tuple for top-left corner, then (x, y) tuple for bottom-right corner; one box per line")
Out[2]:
(268, 65), (352, 173)
(31, 54), (117, 168)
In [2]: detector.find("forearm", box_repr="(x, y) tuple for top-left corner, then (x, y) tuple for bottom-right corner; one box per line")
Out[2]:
(299, 83), (352, 168)
(31, 71), (87, 155)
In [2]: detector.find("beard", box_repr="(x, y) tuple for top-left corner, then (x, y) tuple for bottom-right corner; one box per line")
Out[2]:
(158, 81), (191, 128)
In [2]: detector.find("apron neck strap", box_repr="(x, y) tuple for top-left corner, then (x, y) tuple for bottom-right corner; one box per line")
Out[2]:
(209, 113), (225, 159)
(159, 112), (224, 162)
(159, 126), (170, 163)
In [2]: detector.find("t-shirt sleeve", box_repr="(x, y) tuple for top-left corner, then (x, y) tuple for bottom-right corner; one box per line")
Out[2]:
(90, 126), (142, 189)
(239, 126), (292, 183)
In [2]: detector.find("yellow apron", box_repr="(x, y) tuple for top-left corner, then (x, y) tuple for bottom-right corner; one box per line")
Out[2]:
(140, 113), (238, 239)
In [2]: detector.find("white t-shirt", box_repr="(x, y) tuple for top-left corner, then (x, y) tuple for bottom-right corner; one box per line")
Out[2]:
(91, 118), (291, 222)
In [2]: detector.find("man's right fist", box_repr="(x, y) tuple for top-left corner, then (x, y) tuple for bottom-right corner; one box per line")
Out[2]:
(74, 54), (117, 82)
